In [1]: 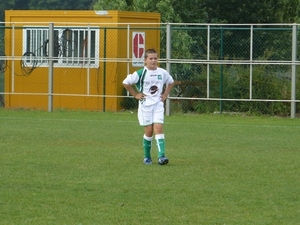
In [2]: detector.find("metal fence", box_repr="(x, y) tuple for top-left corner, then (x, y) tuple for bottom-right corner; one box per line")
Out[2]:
(0, 22), (300, 117)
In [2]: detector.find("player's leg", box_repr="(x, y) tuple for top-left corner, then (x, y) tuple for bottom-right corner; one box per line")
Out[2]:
(153, 102), (169, 165)
(138, 104), (154, 164)
(143, 127), (153, 164)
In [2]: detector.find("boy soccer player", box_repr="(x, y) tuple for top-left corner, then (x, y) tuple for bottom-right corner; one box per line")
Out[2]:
(122, 48), (174, 165)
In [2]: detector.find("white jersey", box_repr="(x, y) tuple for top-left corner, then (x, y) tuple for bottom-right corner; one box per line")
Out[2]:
(123, 66), (174, 106)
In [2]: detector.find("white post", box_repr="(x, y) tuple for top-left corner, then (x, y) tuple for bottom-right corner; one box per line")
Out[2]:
(207, 25), (210, 98)
(250, 25), (253, 100)
(291, 24), (297, 118)
(87, 25), (91, 95)
(166, 23), (171, 116)
(48, 23), (54, 112)
(11, 23), (15, 93)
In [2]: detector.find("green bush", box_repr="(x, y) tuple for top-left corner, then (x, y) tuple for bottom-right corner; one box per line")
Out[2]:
(174, 63), (299, 116)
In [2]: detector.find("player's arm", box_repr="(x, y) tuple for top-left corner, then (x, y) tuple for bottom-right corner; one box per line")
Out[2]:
(161, 81), (174, 102)
(123, 73), (145, 100)
(123, 83), (145, 100)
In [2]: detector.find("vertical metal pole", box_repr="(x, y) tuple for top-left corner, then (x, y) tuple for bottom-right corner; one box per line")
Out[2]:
(87, 25), (91, 95)
(48, 23), (54, 112)
(11, 23), (15, 93)
(127, 25), (130, 76)
(103, 27), (107, 112)
(219, 27), (224, 113)
(250, 25), (253, 100)
(291, 24), (297, 118)
(207, 25), (210, 98)
(125, 25), (131, 99)
(166, 23), (171, 116)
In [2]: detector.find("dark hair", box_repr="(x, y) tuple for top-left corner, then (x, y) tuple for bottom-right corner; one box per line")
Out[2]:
(144, 48), (157, 58)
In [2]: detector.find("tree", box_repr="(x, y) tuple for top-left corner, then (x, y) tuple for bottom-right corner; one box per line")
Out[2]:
(94, 0), (181, 23)
(201, 0), (299, 23)
(0, 0), (30, 22)
(172, 0), (206, 23)
(0, 0), (94, 22)
(93, 0), (300, 24)
(94, 0), (130, 11)
(28, 0), (94, 10)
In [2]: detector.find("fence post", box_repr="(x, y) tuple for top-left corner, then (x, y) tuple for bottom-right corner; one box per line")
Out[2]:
(166, 23), (171, 116)
(219, 27), (224, 113)
(291, 23), (297, 118)
(207, 25), (210, 98)
(249, 25), (253, 100)
(48, 23), (54, 112)
(87, 25), (91, 95)
(103, 27), (107, 112)
(11, 23), (15, 93)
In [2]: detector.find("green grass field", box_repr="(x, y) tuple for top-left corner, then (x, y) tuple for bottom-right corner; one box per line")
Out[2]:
(0, 109), (299, 225)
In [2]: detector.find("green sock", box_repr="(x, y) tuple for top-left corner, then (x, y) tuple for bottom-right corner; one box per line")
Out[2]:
(143, 135), (152, 158)
(155, 134), (165, 158)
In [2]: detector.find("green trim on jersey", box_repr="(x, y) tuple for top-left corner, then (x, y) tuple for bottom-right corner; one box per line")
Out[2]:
(136, 68), (147, 92)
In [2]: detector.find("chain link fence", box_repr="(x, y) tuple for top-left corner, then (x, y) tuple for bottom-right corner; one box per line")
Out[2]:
(0, 24), (5, 107)
(166, 25), (299, 116)
(1, 22), (300, 116)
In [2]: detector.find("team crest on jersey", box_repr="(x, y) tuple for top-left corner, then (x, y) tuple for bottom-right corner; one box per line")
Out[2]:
(149, 85), (159, 95)
(157, 75), (162, 80)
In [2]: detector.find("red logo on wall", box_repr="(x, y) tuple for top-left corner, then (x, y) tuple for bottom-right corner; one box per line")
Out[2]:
(132, 32), (145, 67)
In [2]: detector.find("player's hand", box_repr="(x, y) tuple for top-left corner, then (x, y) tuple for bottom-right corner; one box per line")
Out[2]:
(160, 94), (168, 101)
(135, 92), (145, 100)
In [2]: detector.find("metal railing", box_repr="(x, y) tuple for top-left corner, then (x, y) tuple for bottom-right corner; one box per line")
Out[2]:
(0, 22), (299, 117)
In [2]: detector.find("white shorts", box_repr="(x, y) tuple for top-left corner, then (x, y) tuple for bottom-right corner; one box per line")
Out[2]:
(138, 101), (164, 126)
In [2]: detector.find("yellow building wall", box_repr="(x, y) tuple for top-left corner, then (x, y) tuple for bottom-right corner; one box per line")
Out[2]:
(4, 10), (160, 111)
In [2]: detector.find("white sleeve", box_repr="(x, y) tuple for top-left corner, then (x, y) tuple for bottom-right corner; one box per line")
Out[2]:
(122, 72), (139, 85)
(165, 72), (174, 84)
